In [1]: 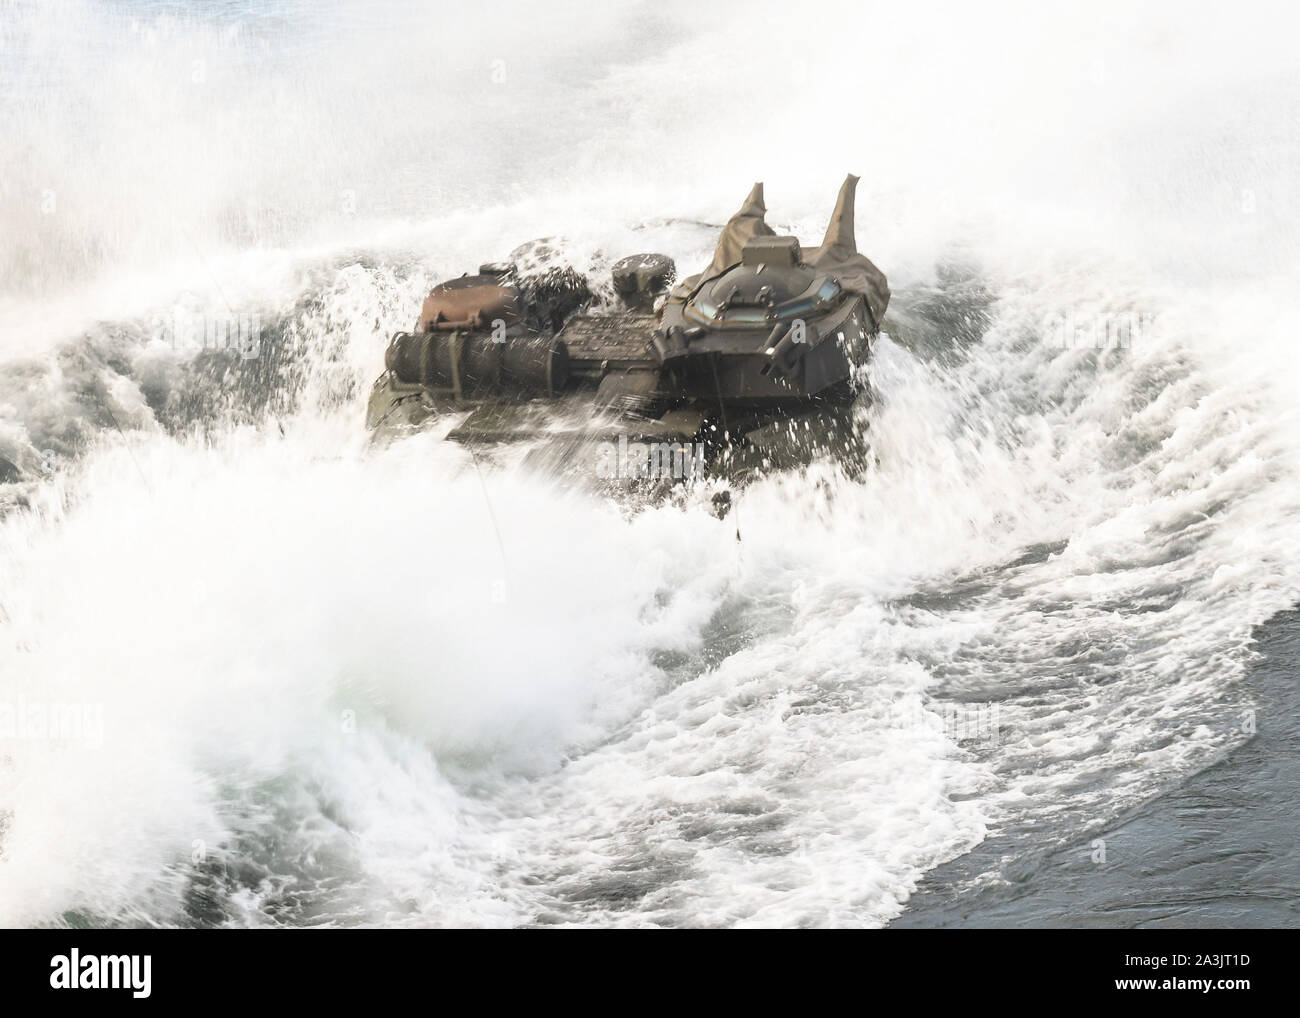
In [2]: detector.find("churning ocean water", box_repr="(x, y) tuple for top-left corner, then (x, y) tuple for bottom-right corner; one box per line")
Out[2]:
(1, 0), (1299, 927)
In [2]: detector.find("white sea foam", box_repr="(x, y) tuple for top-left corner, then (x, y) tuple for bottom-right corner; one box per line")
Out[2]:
(3, 0), (1300, 926)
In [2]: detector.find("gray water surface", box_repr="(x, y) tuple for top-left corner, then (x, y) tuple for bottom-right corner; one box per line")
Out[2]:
(894, 609), (1300, 928)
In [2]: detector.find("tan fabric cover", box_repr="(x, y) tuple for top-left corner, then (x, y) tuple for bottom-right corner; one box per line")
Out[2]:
(668, 175), (890, 327)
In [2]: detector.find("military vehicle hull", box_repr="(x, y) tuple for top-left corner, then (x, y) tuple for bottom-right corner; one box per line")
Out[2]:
(365, 175), (889, 488)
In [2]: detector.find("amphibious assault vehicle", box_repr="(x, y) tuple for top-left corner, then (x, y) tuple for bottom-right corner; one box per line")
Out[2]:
(366, 175), (889, 481)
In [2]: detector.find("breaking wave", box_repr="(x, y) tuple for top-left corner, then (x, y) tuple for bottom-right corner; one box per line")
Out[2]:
(2, 0), (1300, 926)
